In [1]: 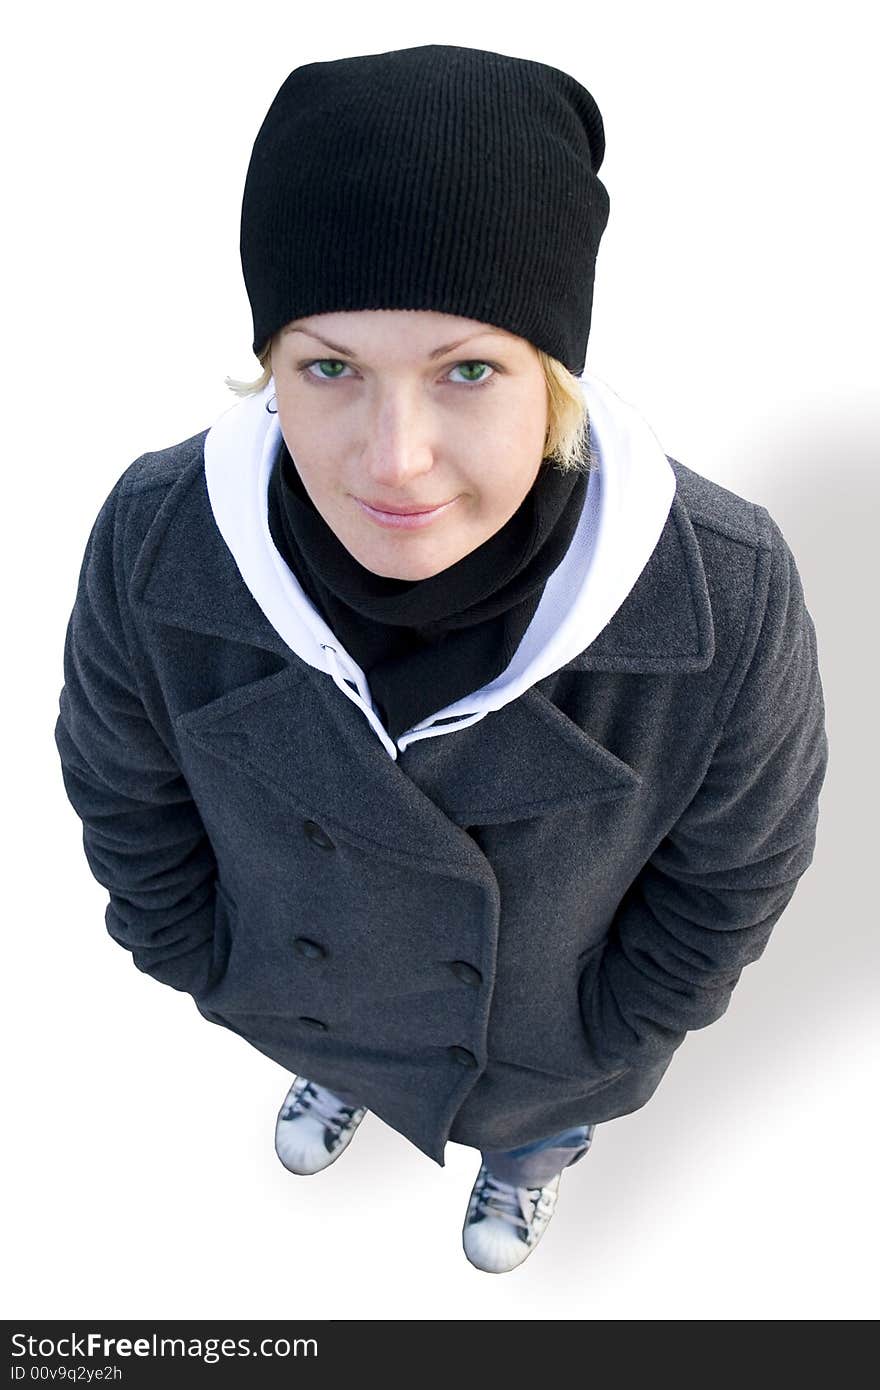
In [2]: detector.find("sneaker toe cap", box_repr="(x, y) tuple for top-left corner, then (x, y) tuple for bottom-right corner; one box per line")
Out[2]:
(275, 1116), (341, 1174)
(463, 1218), (533, 1273)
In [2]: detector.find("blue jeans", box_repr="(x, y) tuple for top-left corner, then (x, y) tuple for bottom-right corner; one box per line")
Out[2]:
(328, 1080), (595, 1187)
(479, 1123), (596, 1186)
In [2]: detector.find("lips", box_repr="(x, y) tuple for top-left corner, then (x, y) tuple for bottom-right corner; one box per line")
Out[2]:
(357, 498), (452, 514)
(354, 496), (459, 529)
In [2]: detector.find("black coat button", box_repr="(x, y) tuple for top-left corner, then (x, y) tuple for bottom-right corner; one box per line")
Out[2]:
(303, 820), (335, 849)
(449, 960), (482, 987)
(293, 937), (327, 960)
(298, 1016), (328, 1031)
(448, 1045), (478, 1068)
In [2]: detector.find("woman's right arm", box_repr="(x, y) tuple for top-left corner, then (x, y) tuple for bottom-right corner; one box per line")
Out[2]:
(54, 472), (220, 998)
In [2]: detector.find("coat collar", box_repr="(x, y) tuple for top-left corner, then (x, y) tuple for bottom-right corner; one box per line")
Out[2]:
(129, 376), (715, 837)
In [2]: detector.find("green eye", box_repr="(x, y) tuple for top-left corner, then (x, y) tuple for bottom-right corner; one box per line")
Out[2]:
(310, 360), (348, 379)
(450, 361), (494, 386)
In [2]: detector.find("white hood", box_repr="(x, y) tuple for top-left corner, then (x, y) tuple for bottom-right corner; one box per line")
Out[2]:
(203, 371), (676, 761)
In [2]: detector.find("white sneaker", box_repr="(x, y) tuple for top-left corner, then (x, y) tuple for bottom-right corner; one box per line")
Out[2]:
(462, 1163), (563, 1273)
(274, 1076), (368, 1175)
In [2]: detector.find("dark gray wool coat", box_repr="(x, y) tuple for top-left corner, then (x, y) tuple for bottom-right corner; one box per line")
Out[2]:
(54, 421), (829, 1167)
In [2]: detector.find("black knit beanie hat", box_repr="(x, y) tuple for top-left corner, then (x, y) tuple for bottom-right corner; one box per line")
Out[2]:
(240, 43), (610, 375)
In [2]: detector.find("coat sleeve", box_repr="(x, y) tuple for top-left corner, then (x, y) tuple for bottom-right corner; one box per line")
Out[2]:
(54, 471), (220, 998)
(579, 514), (830, 1071)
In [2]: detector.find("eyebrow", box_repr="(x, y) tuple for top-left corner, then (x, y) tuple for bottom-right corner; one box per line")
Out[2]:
(282, 324), (509, 359)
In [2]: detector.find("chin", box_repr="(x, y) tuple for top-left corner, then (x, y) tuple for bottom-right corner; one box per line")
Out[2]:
(367, 557), (451, 581)
(350, 542), (458, 582)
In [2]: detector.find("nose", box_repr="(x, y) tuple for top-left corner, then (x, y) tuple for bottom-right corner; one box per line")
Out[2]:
(360, 390), (437, 490)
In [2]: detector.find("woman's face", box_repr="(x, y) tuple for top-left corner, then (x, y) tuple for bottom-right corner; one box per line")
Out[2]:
(269, 309), (549, 580)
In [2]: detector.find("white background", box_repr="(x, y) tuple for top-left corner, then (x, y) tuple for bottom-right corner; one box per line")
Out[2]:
(4, 0), (877, 1321)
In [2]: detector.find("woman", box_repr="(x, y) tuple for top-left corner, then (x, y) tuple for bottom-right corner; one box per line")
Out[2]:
(54, 44), (829, 1275)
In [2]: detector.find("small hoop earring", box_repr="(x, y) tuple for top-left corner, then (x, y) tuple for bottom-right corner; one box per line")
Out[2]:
(266, 393), (277, 414)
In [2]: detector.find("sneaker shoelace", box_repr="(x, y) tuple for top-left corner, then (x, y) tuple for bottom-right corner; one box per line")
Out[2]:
(476, 1170), (553, 1236)
(283, 1082), (361, 1142)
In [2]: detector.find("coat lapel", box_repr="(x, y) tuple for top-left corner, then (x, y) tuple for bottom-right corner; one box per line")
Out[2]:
(129, 451), (714, 842)
(131, 442), (295, 665)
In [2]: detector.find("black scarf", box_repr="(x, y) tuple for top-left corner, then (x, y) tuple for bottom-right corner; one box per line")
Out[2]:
(266, 438), (588, 742)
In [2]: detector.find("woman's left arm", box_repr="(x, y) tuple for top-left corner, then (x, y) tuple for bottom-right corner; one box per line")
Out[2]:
(580, 515), (830, 1072)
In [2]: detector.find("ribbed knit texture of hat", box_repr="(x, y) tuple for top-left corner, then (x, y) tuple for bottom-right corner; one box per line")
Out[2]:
(240, 44), (610, 374)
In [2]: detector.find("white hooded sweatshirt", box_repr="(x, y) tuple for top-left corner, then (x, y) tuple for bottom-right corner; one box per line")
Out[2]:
(203, 369), (676, 761)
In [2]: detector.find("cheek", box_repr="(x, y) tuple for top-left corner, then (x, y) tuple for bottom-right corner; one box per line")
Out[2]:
(491, 463), (543, 516)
